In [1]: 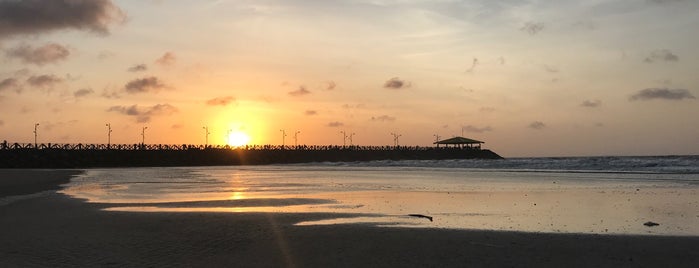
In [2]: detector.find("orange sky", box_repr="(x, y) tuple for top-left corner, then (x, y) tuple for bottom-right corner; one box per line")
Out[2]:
(0, 0), (697, 157)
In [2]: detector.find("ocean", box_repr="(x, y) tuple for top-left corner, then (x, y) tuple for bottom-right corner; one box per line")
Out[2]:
(61, 155), (699, 236)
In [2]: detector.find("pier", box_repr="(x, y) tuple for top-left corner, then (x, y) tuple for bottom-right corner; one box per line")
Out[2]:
(0, 141), (502, 168)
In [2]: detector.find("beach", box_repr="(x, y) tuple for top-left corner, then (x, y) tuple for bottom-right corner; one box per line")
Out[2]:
(1, 168), (698, 267)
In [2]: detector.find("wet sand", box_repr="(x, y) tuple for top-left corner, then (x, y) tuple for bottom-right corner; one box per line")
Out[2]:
(2, 170), (699, 267)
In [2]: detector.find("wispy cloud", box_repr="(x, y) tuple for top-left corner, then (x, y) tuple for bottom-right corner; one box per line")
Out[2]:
(629, 88), (695, 101)
(0, 78), (20, 92)
(370, 115), (396, 122)
(466, 58), (479, 73)
(643, 49), (679, 63)
(0, 0), (125, 39)
(327, 121), (344, 127)
(5, 43), (70, 65)
(107, 104), (178, 123)
(384, 77), (410, 89)
(127, 64), (148, 72)
(206, 96), (236, 106)
(155, 52), (176, 66)
(124, 76), (166, 94)
(520, 22), (544, 35)
(73, 88), (94, 98)
(463, 125), (493, 133)
(325, 81), (337, 90)
(581, 99), (602, 107)
(305, 110), (318, 115)
(289, 86), (311, 96)
(528, 121), (546, 130)
(27, 74), (62, 88)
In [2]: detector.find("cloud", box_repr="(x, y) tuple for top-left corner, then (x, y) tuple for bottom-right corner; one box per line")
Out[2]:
(155, 52), (176, 66)
(289, 86), (311, 96)
(27, 74), (62, 88)
(479, 107), (496, 112)
(520, 22), (544, 35)
(127, 64), (147, 72)
(384, 77), (410, 89)
(581, 99), (602, 107)
(325, 81), (337, 90)
(371, 115), (396, 122)
(0, 120), (3, 126)
(0, 78), (20, 92)
(206, 96), (236, 106)
(463, 125), (493, 133)
(73, 88), (94, 97)
(101, 89), (121, 99)
(629, 88), (695, 101)
(342, 103), (365, 109)
(305, 110), (318, 115)
(0, 0), (125, 39)
(124, 76), (165, 94)
(327, 121), (344, 127)
(644, 49), (679, 63)
(107, 103), (178, 123)
(528, 121), (546, 130)
(466, 58), (479, 73)
(543, 65), (559, 73)
(5, 43), (70, 65)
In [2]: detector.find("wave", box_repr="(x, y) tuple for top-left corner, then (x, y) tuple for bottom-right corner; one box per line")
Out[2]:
(294, 155), (699, 174)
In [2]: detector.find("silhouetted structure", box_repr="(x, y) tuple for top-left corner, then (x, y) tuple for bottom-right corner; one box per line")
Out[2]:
(0, 142), (502, 168)
(434, 136), (484, 149)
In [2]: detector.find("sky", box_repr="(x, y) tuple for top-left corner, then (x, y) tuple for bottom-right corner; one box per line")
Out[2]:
(0, 0), (697, 157)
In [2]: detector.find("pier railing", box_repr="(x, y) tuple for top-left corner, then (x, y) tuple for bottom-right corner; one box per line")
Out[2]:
(0, 142), (483, 152)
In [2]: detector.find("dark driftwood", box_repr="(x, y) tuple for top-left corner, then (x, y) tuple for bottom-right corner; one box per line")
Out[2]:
(408, 214), (433, 222)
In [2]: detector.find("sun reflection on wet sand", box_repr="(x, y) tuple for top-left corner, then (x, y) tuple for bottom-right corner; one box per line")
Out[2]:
(62, 167), (699, 236)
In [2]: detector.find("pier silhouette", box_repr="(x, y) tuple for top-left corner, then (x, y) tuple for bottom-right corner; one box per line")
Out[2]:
(0, 141), (502, 168)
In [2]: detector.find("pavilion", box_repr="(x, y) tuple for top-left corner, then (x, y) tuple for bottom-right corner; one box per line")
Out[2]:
(433, 136), (484, 149)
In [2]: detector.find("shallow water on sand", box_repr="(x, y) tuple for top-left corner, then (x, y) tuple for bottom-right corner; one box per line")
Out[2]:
(61, 163), (699, 236)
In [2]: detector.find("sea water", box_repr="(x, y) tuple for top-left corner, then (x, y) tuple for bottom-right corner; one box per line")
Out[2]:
(61, 156), (699, 236)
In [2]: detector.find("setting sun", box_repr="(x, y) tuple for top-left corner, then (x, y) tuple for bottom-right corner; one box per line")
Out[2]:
(227, 131), (251, 147)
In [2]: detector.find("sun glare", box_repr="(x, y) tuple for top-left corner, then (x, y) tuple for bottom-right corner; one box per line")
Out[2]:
(228, 131), (251, 147)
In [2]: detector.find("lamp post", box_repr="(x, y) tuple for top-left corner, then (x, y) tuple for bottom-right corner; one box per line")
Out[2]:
(348, 132), (355, 146)
(279, 129), (286, 147)
(202, 126), (210, 146)
(33, 123), (39, 148)
(294, 131), (300, 148)
(390, 132), (402, 147)
(227, 129), (232, 146)
(340, 131), (347, 147)
(141, 126), (148, 145)
(106, 123), (112, 148)
(434, 134), (441, 148)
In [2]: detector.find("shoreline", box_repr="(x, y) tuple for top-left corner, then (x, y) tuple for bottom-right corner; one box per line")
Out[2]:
(1, 169), (698, 267)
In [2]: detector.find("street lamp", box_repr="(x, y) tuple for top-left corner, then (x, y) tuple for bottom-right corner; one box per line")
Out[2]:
(106, 123), (112, 148)
(141, 126), (148, 145)
(202, 126), (210, 146)
(279, 129), (287, 147)
(227, 129), (232, 146)
(33, 123), (39, 148)
(340, 131), (347, 147)
(348, 132), (356, 146)
(390, 132), (402, 147)
(294, 131), (300, 147)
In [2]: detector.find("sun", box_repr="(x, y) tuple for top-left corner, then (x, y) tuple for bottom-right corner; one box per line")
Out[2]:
(227, 131), (251, 147)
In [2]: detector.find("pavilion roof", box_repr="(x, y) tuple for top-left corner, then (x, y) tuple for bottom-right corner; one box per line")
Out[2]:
(433, 136), (484, 145)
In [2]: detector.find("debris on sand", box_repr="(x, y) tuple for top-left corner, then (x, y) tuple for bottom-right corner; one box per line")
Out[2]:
(643, 221), (660, 227)
(408, 214), (433, 222)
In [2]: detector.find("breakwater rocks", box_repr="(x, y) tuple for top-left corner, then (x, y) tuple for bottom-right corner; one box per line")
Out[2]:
(0, 144), (503, 168)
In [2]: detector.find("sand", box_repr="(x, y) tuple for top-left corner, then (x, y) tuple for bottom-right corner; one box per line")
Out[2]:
(1, 170), (698, 267)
